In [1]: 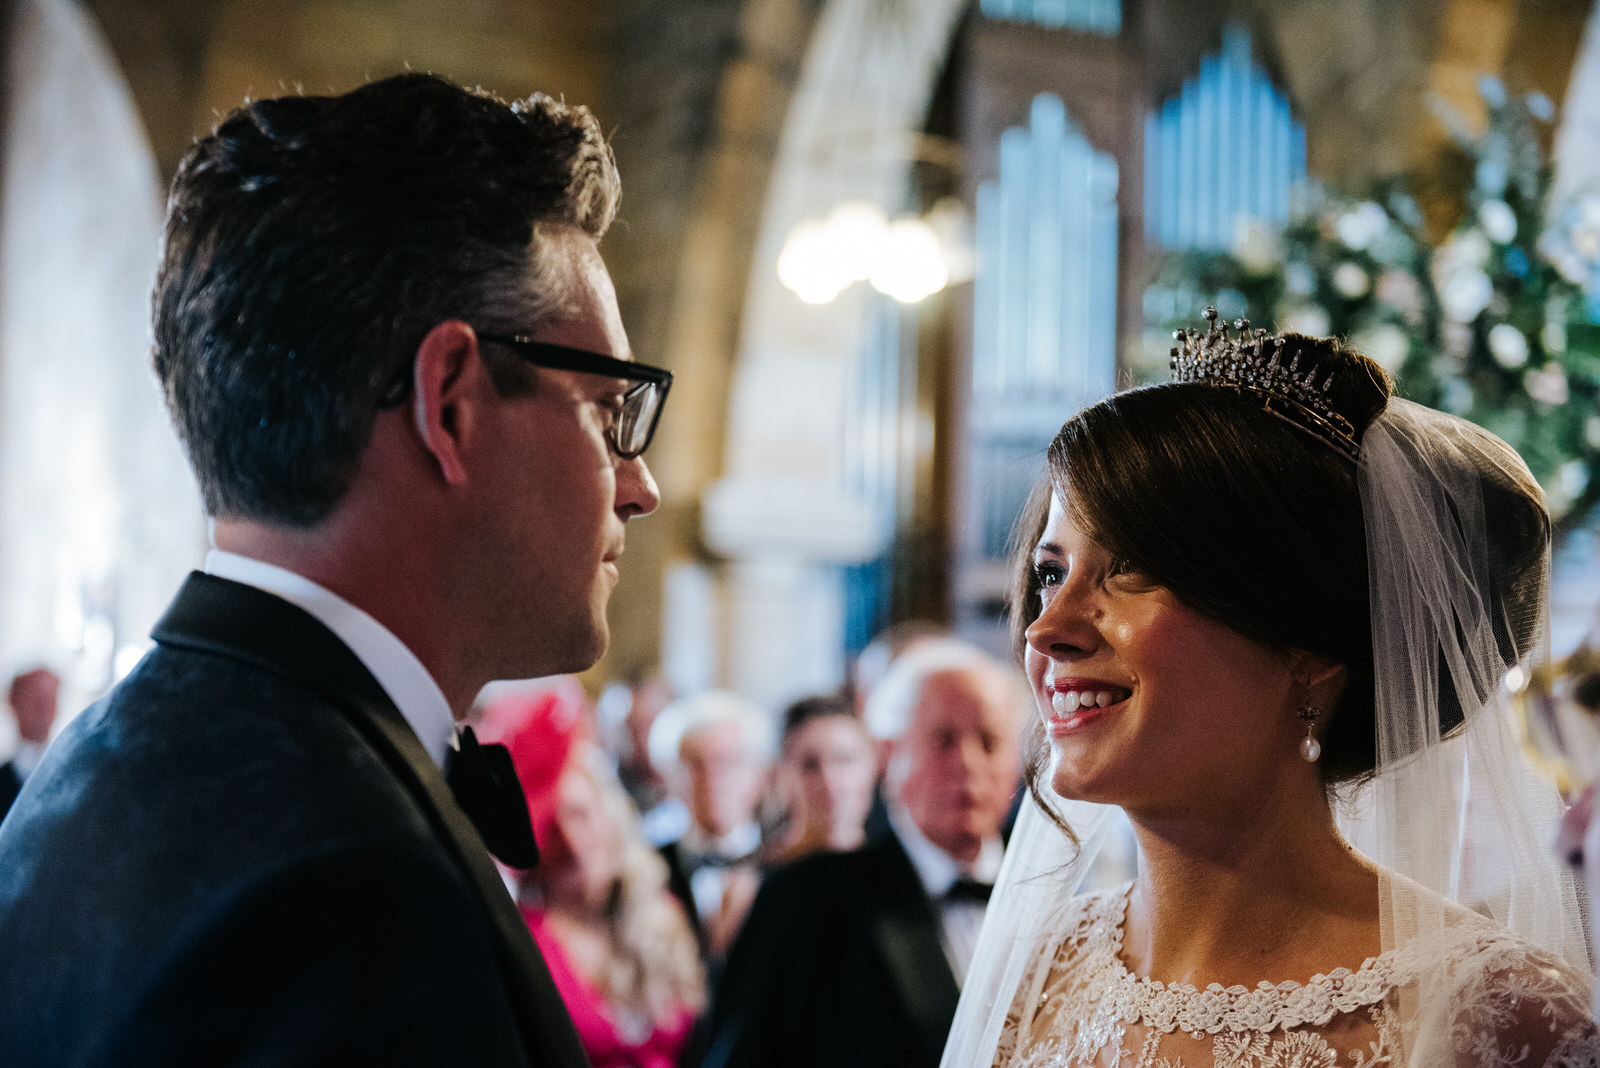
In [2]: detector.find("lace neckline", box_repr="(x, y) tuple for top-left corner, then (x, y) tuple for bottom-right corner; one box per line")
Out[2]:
(1076, 883), (1430, 1034)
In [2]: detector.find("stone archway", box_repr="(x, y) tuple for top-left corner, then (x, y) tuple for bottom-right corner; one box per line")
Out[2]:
(0, 0), (198, 721)
(671, 0), (967, 710)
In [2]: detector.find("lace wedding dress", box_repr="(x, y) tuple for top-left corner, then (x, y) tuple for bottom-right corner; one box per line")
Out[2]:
(994, 884), (1600, 1068)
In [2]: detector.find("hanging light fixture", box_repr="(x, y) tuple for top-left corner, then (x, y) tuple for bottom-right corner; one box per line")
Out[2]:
(775, 118), (969, 307)
(778, 200), (887, 304)
(869, 216), (948, 302)
(778, 195), (966, 306)
(772, 0), (967, 309)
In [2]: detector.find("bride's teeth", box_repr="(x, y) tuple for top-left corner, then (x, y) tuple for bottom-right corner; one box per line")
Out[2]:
(1052, 688), (1127, 715)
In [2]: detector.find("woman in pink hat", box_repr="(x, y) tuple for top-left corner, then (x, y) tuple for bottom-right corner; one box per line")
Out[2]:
(481, 681), (705, 1068)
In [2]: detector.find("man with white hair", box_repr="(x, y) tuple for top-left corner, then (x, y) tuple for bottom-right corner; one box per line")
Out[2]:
(697, 639), (1025, 1068)
(648, 690), (772, 969)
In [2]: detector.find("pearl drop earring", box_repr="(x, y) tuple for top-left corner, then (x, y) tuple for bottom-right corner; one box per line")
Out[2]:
(1297, 705), (1321, 762)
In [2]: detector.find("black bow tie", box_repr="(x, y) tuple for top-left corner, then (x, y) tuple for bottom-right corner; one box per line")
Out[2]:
(943, 877), (993, 905)
(446, 726), (539, 869)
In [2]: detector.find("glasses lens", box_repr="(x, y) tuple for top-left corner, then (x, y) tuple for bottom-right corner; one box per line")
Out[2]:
(617, 382), (662, 457)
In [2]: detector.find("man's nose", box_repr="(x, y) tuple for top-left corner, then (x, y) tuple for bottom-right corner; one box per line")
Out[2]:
(947, 734), (990, 779)
(820, 764), (852, 798)
(616, 455), (661, 519)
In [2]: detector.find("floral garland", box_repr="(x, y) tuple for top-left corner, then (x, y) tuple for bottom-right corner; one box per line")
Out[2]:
(1142, 79), (1600, 526)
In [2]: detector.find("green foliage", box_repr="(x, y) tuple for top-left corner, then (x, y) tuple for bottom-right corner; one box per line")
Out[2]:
(1142, 81), (1600, 526)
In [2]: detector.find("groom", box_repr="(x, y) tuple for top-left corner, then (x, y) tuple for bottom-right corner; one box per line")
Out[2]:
(0, 73), (664, 1064)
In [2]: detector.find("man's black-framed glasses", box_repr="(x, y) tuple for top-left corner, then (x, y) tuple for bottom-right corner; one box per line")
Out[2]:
(380, 332), (672, 460)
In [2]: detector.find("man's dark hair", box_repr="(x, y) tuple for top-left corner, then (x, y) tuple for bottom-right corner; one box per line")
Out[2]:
(153, 72), (620, 525)
(780, 693), (858, 749)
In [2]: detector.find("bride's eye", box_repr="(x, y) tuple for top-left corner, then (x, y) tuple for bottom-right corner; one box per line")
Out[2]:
(1104, 556), (1161, 593)
(1033, 560), (1065, 599)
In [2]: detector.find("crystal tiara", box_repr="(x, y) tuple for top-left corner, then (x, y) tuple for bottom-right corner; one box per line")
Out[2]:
(1169, 308), (1361, 462)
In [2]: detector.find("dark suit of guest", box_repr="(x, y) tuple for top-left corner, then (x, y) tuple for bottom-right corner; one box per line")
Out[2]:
(696, 831), (959, 1068)
(660, 838), (707, 950)
(0, 574), (589, 1067)
(0, 760), (21, 822)
(659, 829), (762, 967)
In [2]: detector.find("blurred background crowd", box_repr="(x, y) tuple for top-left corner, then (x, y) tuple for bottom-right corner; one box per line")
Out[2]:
(454, 623), (1069, 1066)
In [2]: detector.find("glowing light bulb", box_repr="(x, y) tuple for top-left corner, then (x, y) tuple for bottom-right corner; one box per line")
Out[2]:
(823, 201), (889, 283)
(869, 217), (948, 303)
(778, 219), (848, 305)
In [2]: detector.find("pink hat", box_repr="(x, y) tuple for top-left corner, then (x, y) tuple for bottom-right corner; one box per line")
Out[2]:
(477, 678), (589, 850)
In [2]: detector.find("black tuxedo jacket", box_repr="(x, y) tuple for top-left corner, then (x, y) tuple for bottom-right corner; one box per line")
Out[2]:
(0, 573), (589, 1067)
(695, 832), (960, 1068)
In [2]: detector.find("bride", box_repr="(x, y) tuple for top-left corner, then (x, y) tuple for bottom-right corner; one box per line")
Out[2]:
(944, 311), (1598, 1067)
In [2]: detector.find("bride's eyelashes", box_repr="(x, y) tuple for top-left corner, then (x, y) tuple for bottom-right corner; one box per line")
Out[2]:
(1033, 559), (1066, 600)
(1033, 554), (1151, 600)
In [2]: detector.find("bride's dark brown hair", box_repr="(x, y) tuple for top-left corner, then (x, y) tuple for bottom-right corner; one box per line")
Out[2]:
(1011, 331), (1554, 835)
(1009, 336), (1392, 818)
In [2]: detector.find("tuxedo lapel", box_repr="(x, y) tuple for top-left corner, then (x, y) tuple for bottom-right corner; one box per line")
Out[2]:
(338, 688), (588, 1068)
(868, 836), (961, 1059)
(152, 571), (393, 710)
(152, 572), (588, 1068)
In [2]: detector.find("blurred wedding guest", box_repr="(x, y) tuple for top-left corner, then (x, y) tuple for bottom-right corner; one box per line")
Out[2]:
(598, 667), (675, 822)
(0, 667), (59, 820)
(850, 619), (947, 841)
(482, 683), (705, 1068)
(1548, 612), (1600, 1020)
(767, 693), (877, 865)
(849, 619), (946, 716)
(648, 690), (772, 966)
(697, 639), (1025, 1068)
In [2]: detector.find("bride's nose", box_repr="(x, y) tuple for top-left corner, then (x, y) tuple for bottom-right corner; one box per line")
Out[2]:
(1025, 580), (1099, 662)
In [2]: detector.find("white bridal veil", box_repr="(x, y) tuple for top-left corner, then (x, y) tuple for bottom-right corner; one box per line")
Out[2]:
(943, 398), (1590, 1067)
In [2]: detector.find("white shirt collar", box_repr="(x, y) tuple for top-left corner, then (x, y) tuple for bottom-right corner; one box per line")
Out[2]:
(204, 550), (456, 768)
(886, 799), (1003, 898)
(681, 819), (762, 861)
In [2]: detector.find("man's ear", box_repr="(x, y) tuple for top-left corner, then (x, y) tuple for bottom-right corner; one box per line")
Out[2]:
(411, 321), (485, 486)
(880, 738), (908, 796)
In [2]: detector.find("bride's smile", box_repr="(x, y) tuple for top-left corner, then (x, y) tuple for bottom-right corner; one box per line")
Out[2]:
(1043, 676), (1130, 736)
